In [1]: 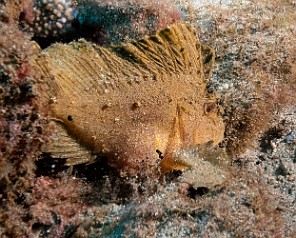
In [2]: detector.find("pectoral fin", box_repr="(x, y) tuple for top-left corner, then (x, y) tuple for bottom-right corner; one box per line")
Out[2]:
(44, 120), (97, 166)
(160, 104), (191, 173)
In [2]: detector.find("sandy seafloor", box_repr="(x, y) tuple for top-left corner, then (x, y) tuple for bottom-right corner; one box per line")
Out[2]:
(0, 0), (295, 237)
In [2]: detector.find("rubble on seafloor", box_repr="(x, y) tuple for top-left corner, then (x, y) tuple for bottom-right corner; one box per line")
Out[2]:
(0, 0), (295, 237)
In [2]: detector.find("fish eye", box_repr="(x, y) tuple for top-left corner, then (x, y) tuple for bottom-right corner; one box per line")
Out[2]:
(67, 115), (73, 121)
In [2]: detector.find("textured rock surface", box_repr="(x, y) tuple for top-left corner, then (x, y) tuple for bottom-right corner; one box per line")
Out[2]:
(0, 0), (295, 237)
(0, 1), (46, 237)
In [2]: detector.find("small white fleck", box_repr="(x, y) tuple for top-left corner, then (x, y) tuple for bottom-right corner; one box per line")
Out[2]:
(57, 3), (64, 12)
(60, 17), (67, 24)
(53, 9), (59, 15)
(56, 22), (63, 29)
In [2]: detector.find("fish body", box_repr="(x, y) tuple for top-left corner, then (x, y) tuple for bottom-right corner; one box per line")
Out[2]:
(33, 23), (225, 178)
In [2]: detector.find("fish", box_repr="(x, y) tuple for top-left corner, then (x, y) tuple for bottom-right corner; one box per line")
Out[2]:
(32, 23), (227, 185)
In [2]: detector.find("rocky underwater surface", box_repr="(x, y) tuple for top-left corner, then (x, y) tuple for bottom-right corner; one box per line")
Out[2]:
(0, 0), (296, 237)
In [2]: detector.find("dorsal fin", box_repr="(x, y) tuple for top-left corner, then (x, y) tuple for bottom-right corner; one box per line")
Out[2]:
(29, 42), (60, 103)
(111, 23), (204, 77)
(32, 23), (208, 100)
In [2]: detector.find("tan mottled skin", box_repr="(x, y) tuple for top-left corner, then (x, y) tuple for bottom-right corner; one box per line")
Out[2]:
(33, 23), (225, 177)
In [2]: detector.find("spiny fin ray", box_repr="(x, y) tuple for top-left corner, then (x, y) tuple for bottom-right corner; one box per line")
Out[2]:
(44, 121), (97, 166)
(32, 23), (206, 100)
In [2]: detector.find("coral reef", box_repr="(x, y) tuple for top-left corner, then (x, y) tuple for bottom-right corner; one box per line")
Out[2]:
(194, 0), (296, 156)
(29, 175), (91, 237)
(0, 1), (45, 237)
(33, 0), (77, 37)
(29, 0), (181, 45)
(0, 0), (295, 237)
(74, 0), (181, 44)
